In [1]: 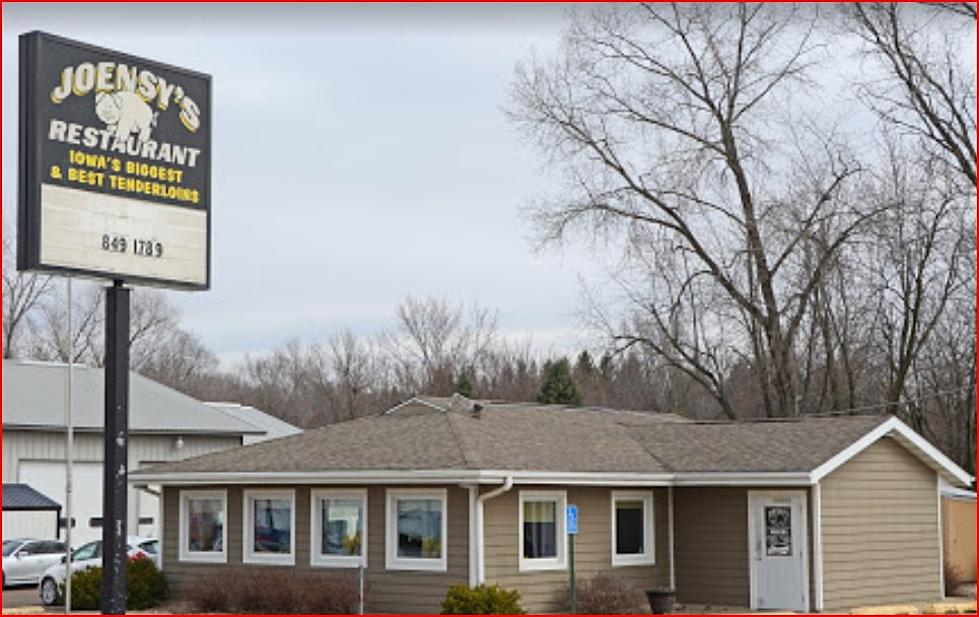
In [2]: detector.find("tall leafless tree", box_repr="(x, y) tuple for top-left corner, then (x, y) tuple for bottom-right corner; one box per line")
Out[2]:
(511, 3), (872, 416)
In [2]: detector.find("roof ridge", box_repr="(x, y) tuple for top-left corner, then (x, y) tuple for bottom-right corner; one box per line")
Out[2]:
(445, 410), (479, 470)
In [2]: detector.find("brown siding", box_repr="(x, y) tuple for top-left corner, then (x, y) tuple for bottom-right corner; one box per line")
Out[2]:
(482, 486), (670, 613)
(820, 438), (941, 611)
(163, 484), (469, 614)
(673, 487), (750, 607)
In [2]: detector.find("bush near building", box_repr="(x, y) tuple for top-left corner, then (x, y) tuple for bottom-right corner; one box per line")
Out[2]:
(441, 584), (526, 614)
(60, 555), (168, 610)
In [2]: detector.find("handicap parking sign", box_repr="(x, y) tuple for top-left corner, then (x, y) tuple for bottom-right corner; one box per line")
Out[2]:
(566, 504), (578, 535)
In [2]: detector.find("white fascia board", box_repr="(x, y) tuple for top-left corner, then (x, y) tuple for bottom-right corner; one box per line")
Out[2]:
(130, 469), (675, 486)
(671, 472), (812, 486)
(809, 417), (974, 487)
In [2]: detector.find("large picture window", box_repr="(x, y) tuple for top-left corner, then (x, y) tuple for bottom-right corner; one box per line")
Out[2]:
(179, 490), (226, 563)
(311, 489), (367, 567)
(385, 489), (447, 571)
(612, 491), (655, 566)
(519, 490), (566, 571)
(243, 490), (295, 565)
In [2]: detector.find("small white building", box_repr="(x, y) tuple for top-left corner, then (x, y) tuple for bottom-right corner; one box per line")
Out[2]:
(1, 360), (300, 545)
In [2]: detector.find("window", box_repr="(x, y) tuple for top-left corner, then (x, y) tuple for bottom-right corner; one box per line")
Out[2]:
(611, 491), (654, 566)
(71, 541), (101, 562)
(179, 490), (226, 563)
(385, 489), (447, 572)
(519, 490), (566, 571)
(244, 490), (295, 565)
(311, 489), (367, 567)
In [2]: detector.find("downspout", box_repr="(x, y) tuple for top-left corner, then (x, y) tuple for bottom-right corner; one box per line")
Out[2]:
(475, 476), (514, 585)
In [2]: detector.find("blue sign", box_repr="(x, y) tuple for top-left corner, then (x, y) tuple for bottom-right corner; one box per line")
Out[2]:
(566, 504), (578, 535)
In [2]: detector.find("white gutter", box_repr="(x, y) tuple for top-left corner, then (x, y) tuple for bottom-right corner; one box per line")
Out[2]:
(129, 469), (675, 486)
(475, 476), (513, 585)
(672, 472), (812, 486)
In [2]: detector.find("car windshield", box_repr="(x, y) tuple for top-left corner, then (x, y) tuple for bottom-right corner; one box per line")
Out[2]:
(138, 540), (158, 555)
(71, 541), (100, 561)
(2, 540), (24, 557)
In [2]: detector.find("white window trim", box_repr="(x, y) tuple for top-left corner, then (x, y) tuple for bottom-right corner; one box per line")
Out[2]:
(243, 489), (296, 566)
(385, 488), (448, 572)
(310, 489), (368, 568)
(518, 489), (567, 572)
(178, 489), (227, 564)
(611, 490), (655, 566)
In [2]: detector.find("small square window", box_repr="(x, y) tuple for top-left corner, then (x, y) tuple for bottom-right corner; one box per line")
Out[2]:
(612, 491), (654, 566)
(519, 490), (566, 571)
(243, 490), (295, 565)
(179, 490), (227, 563)
(385, 489), (447, 572)
(311, 489), (367, 567)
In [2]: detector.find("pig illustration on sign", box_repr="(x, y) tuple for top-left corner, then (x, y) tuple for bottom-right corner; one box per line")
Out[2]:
(95, 91), (157, 143)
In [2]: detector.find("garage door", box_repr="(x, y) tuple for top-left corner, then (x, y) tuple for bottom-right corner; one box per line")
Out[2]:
(19, 461), (103, 546)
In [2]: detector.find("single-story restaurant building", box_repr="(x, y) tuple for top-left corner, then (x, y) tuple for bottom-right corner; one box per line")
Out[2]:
(131, 396), (973, 613)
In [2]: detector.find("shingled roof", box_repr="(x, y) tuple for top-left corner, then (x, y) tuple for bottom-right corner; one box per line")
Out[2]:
(133, 396), (904, 480)
(2, 484), (61, 511)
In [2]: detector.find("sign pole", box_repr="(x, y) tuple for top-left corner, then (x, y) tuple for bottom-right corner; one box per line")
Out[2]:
(566, 503), (578, 614)
(569, 533), (576, 614)
(101, 280), (129, 615)
(65, 277), (74, 615)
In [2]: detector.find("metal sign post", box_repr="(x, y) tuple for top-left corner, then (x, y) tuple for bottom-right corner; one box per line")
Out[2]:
(567, 504), (578, 614)
(101, 281), (129, 614)
(65, 277), (74, 615)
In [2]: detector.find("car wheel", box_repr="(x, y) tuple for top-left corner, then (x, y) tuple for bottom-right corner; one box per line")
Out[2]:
(40, 577), (59, 606)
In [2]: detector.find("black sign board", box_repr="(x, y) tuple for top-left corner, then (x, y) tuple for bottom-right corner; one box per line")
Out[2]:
(18, 31), (211, 289)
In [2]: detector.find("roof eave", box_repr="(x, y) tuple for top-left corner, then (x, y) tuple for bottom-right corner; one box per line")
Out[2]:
(129, 469), (676, 486)
(809, 416), (974, 488)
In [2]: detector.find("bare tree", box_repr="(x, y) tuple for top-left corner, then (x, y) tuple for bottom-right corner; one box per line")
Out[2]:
(849, 3), (977, 188)
(382, 296), (497, 395)
(2, 230), (51, 359)
(511, 3), (870, 416)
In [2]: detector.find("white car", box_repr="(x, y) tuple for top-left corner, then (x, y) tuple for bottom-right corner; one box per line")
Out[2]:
(38, 536), (159, 606)
(2, 539), (67, 587)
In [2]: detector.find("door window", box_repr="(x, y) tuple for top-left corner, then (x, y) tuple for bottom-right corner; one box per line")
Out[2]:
(764, 506), (792, 557)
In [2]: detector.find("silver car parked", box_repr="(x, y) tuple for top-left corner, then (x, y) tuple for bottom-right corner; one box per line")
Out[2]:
(2, 539), (67, 587)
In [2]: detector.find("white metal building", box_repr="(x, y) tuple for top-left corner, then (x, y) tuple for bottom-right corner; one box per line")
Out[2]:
(1, 360), (298, 545)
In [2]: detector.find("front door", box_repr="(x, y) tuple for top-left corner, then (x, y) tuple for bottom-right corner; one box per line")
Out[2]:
(748, 491), (808, 611)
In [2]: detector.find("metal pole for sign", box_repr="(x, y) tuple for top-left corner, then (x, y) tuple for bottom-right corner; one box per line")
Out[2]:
(569, 534), (576, 614)
(65, 277), (74, 615)
(101, 280), (129, 615)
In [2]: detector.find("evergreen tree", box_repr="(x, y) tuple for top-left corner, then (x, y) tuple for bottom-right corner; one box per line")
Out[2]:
(536, 358), (582, 405)
(455, 370), (474, 398)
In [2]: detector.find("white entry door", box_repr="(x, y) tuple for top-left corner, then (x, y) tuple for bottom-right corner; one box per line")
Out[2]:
(748, 490), (809, 611)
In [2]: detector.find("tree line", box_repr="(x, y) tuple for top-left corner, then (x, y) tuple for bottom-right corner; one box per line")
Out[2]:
(2, 4), (974, 473)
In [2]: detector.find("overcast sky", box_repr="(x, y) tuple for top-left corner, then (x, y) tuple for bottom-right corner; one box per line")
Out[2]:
(3, 3), (611, 365)
(4, 4), (974, 368)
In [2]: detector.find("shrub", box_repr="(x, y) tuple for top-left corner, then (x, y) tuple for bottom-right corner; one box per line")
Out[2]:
(187, 570), (362, 614)
(441, 584), (526, 615)
(126, 556), (169, 610)
(59, 556), (168, 611)
(66, 567), (102, 610)
(567, 572), (647, 614)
